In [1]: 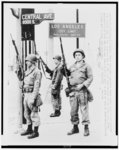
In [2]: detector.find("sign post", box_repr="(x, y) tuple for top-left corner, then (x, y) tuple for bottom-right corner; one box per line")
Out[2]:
(76, 9), (79, 48)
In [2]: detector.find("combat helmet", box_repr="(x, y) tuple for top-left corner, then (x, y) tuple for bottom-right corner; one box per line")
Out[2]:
(73, 49), (85, 58)
(25, 54), (38, 63)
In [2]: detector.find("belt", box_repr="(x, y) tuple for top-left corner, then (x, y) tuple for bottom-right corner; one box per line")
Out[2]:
(24, 87), (33, 93)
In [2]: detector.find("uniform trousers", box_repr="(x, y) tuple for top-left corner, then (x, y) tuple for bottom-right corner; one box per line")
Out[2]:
(23, 93), (40, 127)
(69, 87), (90, 125)
(51, 88), (62, 111)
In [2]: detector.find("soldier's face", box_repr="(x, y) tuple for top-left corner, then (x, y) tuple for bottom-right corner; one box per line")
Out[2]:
(54, 59), (60, 66)
(75, 52), (84, 62)
(26, 60), (32, 68)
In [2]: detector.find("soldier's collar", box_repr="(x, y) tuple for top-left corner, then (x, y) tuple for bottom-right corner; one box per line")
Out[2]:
(25, 65), (36, 76)
(74, 60), (85, 68)
(75, 60), (85, 64)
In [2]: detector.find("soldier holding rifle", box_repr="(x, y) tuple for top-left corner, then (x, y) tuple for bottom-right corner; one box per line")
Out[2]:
(11, 35), (42, 139)
(40, 55), (63, 117)
(60, 38), (93, 136)
(19, 54), (42, 139)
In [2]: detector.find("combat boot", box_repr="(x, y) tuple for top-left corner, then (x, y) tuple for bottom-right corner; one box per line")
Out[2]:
(21, 124), (33, 136)
(67, 125), (79, 135)
(55, 110), (61, 116)
(27, 126), (39, 139)
(84, 124), (90, 136)
(50, 110), (61, 117)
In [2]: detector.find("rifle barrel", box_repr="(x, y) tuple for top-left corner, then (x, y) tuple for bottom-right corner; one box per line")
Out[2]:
(40, 57), (46, 66)
(59, 37), (70, 88)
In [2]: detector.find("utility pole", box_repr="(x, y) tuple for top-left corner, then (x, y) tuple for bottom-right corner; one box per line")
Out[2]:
(21, 8), (35, 124)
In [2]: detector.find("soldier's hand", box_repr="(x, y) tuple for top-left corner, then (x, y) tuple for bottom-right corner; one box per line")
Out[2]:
(76, 84), (84, 91)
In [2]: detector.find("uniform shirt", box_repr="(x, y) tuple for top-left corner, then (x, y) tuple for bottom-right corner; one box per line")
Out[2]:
(46, 64), (63, 89)
(69, 60), (93, 88)
(51, 64), (63, 89)
(24, 65), (42, 99)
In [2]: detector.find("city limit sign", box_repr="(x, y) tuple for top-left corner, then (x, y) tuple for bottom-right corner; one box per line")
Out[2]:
(49, 23), (85, 37)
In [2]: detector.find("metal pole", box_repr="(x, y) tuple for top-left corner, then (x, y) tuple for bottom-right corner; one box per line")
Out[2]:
(21, 8), (35, 124)
(76, 9), (79, 49)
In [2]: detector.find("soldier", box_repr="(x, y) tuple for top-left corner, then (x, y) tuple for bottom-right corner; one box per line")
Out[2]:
(45, 55), (63, 117)
(17, 54), (42, 139)
(66, 49), (93, 136)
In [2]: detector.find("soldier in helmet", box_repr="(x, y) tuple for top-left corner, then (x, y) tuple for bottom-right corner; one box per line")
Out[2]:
(44, 55), (63, 117)
(17, 54), (42, 139)
(66, 49), (93, 136)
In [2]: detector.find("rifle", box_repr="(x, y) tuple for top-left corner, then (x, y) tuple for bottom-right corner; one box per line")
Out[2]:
(40, 57), (52, 74)
(32, 40), (51, 80)
(59, 37), (71, 97)
(10, 34), (24, 81)
(40, 57), (47, 67)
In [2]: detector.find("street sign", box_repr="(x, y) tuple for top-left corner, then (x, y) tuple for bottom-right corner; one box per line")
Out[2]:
(22, 13), (54, 25)
(49, 23), (85, 37)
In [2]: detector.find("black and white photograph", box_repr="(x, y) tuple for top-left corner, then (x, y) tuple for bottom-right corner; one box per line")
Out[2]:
(1, 1), (118, 148)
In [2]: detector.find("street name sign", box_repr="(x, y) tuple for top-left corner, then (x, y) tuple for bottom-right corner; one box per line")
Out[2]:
(22, 13), (54, 25)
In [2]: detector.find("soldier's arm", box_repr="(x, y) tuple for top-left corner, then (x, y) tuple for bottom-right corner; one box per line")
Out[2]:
(53, 68), (63, 89)
(83, 65), (93, 88)
(45, 66), (53, 77)
(32, 70), (42, 100)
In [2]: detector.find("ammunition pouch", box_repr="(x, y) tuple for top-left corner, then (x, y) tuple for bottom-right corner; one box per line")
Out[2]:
(24, 87), (33, 93)
(34, 94), (43, 107)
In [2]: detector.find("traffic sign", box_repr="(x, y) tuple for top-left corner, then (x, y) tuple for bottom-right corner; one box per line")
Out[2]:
(49, 23), (85, 37)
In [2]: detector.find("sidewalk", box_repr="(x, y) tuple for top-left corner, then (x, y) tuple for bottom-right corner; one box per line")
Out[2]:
(2, 101), (103, 146)
(2, 72), (105, 146)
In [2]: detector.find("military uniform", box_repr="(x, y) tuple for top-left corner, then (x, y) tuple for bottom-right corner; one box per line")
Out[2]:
(45, 55), (63, 117)
(67, 49), (93, 136)
(18, 54), (42, 139)
(23, 66), (42, 127)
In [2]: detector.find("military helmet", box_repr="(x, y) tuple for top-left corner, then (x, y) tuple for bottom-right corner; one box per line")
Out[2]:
(73, 49), (85, 58)
(53, 55), (62, 61)
(25, 54), (38, 63)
